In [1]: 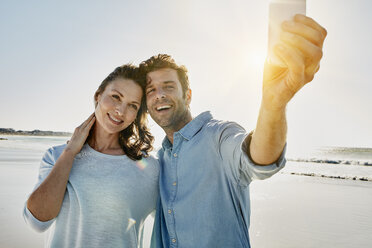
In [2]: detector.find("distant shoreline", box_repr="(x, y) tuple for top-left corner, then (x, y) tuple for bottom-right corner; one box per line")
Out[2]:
(0, 128), (71, 137)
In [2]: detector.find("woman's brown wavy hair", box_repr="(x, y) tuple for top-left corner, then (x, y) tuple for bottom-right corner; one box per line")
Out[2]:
(93, 64), (153, 160)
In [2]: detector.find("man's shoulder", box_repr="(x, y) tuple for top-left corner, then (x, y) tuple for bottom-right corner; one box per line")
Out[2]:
(203, 117), (245, 133)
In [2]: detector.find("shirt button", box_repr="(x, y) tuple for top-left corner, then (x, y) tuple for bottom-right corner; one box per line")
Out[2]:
(172, 239), (176, 243)
(173, 153), (177, 157)
(168, 209), (172, 214)
(172, 182), (177, 186)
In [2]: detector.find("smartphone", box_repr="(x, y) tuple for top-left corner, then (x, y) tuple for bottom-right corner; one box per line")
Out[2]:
(268, 0), (306, 67)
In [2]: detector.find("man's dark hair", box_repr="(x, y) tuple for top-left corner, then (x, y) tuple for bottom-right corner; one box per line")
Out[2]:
(140, 54), (190, 96)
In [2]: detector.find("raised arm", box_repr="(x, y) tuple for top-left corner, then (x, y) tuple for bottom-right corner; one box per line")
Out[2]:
(26, 114), (95, 221)
(250, 15), (327, 165)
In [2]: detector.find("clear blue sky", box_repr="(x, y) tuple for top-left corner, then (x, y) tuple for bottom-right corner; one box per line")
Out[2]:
(1, 0), (371, 149)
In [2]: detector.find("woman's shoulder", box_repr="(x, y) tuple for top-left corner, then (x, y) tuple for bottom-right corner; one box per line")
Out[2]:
(38, 144), (67, 168)
(48, 143), (67, 154)
(137, 154), (160, 176)
(43, 143), (67, 160)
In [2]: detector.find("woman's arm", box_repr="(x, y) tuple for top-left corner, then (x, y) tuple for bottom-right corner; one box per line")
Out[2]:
(26, 114), (95, 221)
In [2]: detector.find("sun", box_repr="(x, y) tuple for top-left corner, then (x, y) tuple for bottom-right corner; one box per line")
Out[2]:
(246, 49), (267, 69)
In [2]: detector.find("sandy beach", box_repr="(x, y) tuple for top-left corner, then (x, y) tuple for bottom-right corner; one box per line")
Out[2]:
(250, 173), (372, 248)
(1, 136), (372, 247)
(0, 153), (45, 248)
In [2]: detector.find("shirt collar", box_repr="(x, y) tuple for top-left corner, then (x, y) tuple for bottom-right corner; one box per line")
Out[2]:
(161, 111), (213, 150)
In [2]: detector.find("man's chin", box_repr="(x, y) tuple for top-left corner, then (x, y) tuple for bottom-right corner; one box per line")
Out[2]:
(150, 113), (170, 125)
(150, 116), (173, 129)
(155, 119), (172, 129)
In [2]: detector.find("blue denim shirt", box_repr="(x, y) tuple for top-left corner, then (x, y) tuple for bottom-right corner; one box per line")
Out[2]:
(151, 111), (286, 248)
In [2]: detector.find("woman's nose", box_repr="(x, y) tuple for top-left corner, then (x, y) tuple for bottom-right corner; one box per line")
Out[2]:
(115, 104), (127, 116)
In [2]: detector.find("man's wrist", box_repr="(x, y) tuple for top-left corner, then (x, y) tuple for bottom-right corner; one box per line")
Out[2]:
(259, 102), (287, 123)
(261, 98), (286, 111)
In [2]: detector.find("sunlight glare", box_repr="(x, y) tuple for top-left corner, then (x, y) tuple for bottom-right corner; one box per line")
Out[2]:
(245, 49), (267, 69)
(126, 218), (136, 232)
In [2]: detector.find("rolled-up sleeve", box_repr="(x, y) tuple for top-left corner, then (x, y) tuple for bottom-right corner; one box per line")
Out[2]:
(23, 147), (57, 232)
(23, 203), (55, 232)
(217, 122), (286, 186)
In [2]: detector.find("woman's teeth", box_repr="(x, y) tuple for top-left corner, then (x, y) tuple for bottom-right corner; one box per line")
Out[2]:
(108, 113), (123, 123)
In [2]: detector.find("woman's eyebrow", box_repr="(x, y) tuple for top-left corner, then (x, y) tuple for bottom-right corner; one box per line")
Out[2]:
(113, 89), (140, 104)
(112, 89), (123, 97)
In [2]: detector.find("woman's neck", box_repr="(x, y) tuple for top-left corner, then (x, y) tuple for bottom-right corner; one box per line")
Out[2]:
(87, 124), (124, 155)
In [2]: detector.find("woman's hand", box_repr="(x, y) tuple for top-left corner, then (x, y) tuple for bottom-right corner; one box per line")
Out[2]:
(27, 113), (96, 221)
(65, 113), (96, 156)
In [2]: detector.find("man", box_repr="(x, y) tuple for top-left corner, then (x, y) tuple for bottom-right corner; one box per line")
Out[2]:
(141, 14), (327, 248)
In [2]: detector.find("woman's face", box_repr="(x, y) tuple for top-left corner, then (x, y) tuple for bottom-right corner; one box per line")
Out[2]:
(95, 78), (143, 135)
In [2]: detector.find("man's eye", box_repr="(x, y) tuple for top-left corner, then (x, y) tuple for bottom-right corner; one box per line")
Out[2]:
(146, 89), (154, 95)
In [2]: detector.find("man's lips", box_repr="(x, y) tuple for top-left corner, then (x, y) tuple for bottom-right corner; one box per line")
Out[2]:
(156, 105), (172, 111)
(107, 113), (123, 125)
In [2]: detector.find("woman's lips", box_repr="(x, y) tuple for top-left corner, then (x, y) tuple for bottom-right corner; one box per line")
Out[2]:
(107, 113), (123, 125)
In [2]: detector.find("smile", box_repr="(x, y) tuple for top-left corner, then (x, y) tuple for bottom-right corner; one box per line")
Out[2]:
(156, 105), (172, 111)
(107, 113), (123, 125)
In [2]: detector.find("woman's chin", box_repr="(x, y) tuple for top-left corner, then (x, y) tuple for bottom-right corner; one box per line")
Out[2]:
(93, 122), (119, 135)
(103, 123), (129, 135)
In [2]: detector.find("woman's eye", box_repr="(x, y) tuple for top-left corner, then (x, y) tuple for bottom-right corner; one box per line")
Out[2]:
(146, 89), (154, 95)
(130, 104), (138, 110)
(112, 94), (120, 100)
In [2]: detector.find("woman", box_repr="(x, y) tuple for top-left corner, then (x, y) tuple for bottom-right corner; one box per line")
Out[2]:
(24, 64), (159, 248)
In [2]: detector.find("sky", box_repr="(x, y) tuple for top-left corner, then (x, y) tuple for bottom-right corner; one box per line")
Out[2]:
(1, 0), (371, 150)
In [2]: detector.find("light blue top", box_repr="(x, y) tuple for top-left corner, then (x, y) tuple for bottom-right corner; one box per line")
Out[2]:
(151, 111), (286, 248)
(24, 143), (159, 248)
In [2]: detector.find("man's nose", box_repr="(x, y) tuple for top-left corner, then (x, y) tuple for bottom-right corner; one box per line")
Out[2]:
(155, 88), (166, 99)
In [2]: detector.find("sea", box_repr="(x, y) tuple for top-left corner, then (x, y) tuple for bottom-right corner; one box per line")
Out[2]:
(1, 135), (371, 181)
(1, 135), (372, 248)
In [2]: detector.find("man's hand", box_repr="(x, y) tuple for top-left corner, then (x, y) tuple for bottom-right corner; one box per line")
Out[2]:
(262, 14), (327, 111)
(249, 16), (326, 165)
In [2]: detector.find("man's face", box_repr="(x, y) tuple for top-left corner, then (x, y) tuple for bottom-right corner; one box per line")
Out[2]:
(146, 68), (191, 132)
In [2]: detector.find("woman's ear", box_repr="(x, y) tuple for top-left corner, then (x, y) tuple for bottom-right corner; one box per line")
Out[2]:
(94, 93), (101, 108)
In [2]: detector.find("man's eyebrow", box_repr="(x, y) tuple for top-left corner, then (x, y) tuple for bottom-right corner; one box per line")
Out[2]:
(146, 80), (175, 89)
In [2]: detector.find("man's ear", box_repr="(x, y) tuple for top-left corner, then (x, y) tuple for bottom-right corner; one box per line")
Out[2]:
(186, 88), (192, 106)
